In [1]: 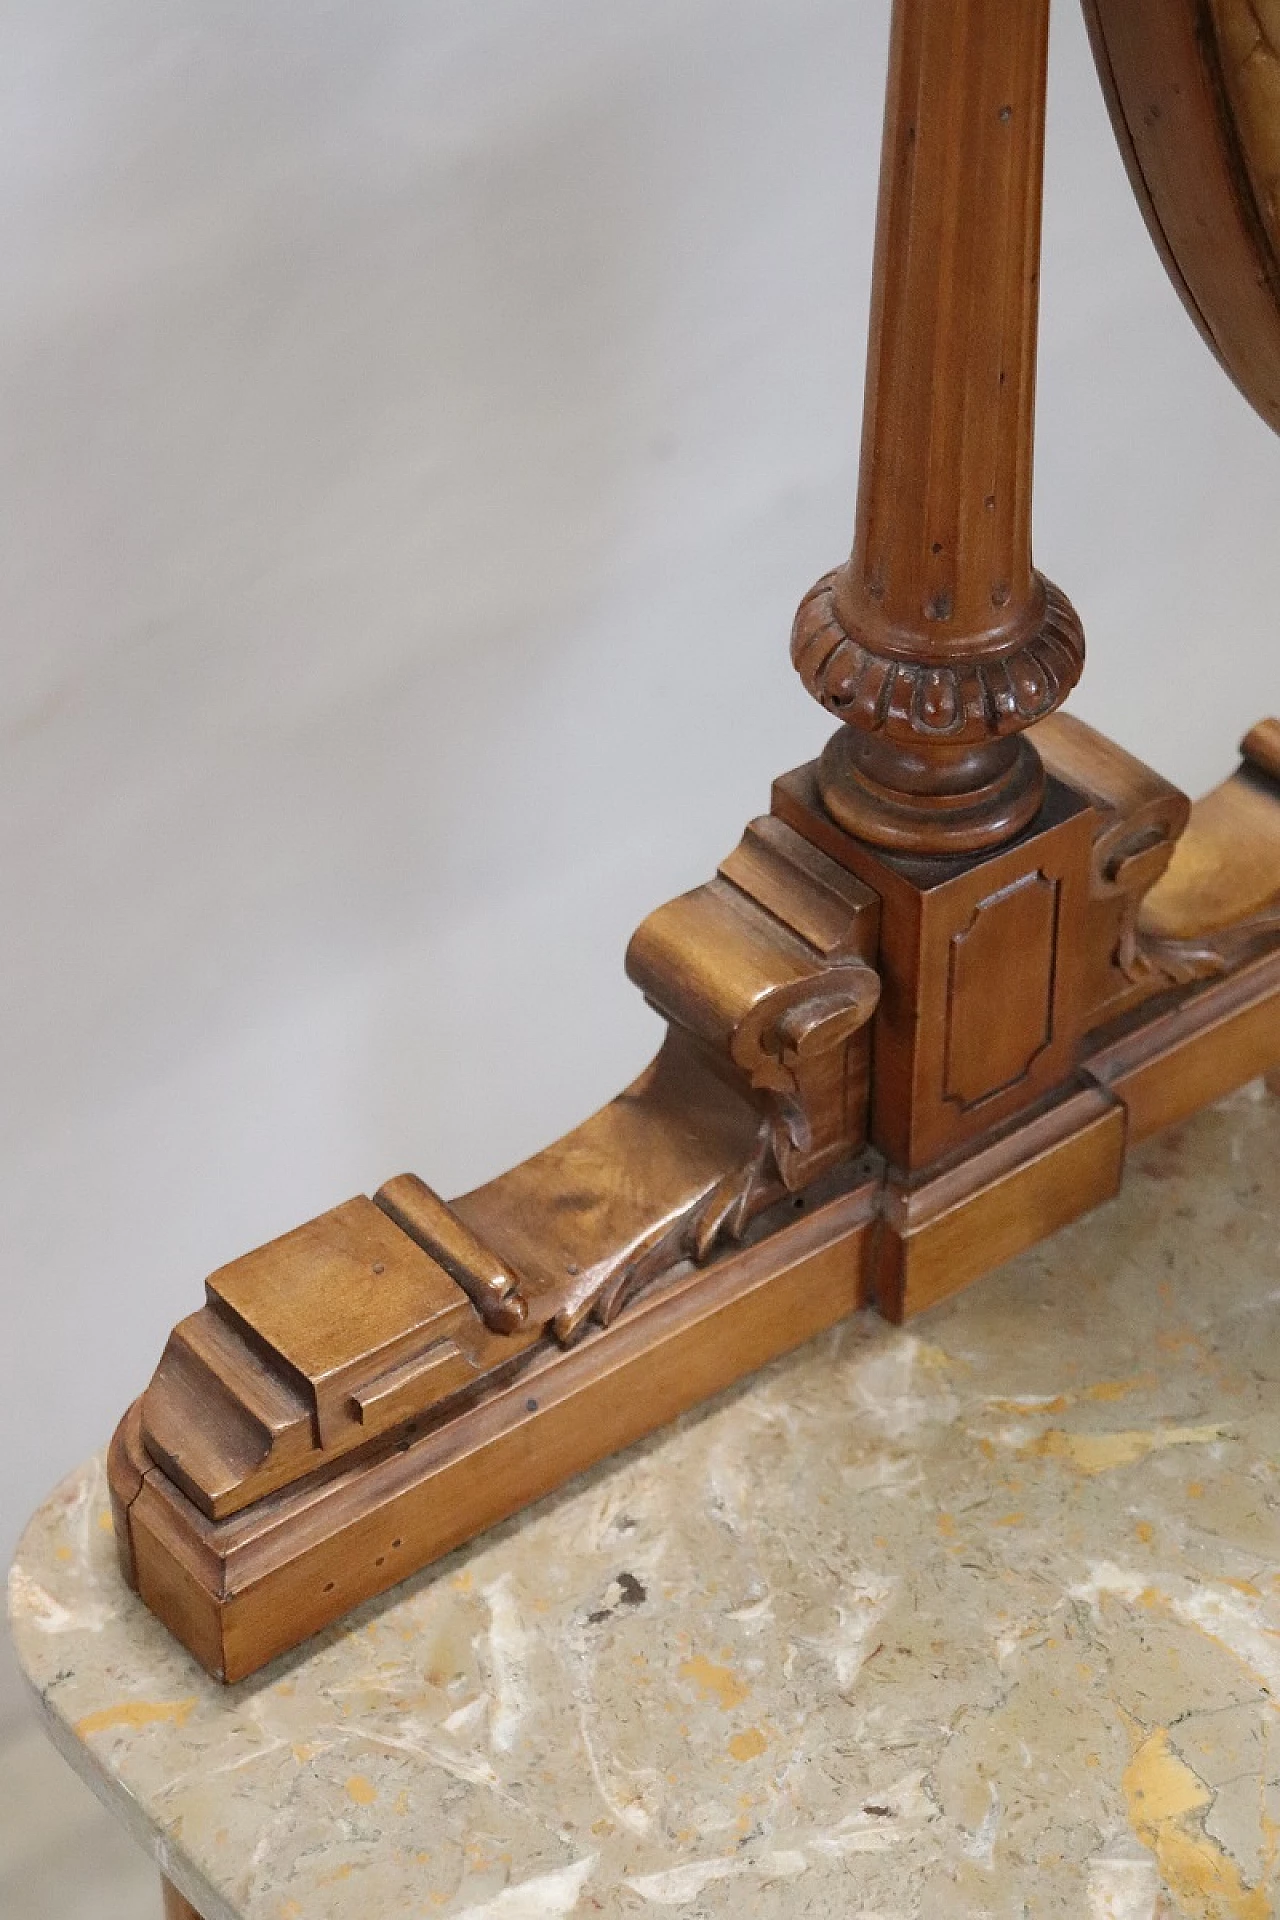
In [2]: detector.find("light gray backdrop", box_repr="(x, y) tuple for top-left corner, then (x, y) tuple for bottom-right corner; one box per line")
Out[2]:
(3, 0), (1278, 1725)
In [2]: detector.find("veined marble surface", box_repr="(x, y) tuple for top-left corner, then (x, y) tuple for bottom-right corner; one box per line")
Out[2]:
(8, 1085), (1280, 1920)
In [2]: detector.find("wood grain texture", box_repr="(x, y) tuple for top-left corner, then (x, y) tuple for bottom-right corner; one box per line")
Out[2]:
(102, 0), (1280, 1689)
(1209, 0), (1280, 262)
(1086, 948), (1280, 1142)
(375, 1175), (528, 1333)
(119, 1178), (881, 1682)
(791, 0), (1083, 852)
(1140, 722), (1280, 945)
(943, 873), (1058, 1109)
(1035, 710), (1192, 1029)
(208, 1198), (474, 1441)
(109, 711), (1280, 1680)
(1084, 0), (1280, 432)
(773, 763), (1095, 1171)
(133, 806), (887, 1533)
(875, 1088), (1127, 1322)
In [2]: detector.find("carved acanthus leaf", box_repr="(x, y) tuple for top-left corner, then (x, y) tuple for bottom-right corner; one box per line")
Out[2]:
(1129, 908), (1280, 990)
(1090, 814), (1188, 988)
(552, 960), (882, 1342)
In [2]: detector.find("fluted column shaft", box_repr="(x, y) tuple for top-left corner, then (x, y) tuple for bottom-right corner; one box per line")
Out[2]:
(793, 0), (1084, 855)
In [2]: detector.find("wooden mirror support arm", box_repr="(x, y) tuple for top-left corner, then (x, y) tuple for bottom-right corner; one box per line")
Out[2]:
(108, 0), (1280, 1683)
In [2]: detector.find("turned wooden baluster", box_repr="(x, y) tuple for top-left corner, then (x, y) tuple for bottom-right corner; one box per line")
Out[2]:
(793, 0), (1085, 854)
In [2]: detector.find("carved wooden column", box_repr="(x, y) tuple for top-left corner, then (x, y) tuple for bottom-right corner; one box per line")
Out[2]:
(793, 0), (1085, 853)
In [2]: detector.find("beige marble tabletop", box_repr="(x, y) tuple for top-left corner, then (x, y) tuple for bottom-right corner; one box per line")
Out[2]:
(8, 1084), (1280, 1920)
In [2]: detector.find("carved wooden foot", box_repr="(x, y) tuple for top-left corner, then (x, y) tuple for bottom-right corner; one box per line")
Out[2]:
(108, 718), (1280, 1682)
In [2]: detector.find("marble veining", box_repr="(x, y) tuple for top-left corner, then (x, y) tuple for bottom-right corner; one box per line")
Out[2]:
(8, 1084), (1280, 1919)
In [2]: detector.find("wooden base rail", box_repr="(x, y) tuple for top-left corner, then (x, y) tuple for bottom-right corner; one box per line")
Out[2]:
(108, 0), (1280, 1684)
(109, 716), (1280, 1682)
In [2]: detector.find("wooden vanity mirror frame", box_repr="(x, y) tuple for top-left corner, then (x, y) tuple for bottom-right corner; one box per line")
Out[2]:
(1084, 0), (1280, 432)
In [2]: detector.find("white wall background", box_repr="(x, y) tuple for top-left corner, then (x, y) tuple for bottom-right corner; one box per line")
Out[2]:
(2, 0), (1278, 1729)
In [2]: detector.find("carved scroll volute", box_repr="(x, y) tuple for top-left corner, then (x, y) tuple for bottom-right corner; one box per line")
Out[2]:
(1134, 720), (1280, 983)
(1036, 713), (1280, 1019)
(1094, 808), (1190, 986)
(729, 967), (882, 1188)
(1034, 711), (1192, 1027)
(625, 817), (882, 1213)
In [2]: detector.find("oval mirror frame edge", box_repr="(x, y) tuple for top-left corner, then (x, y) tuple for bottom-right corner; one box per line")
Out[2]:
(1083, 0), (1280, 435)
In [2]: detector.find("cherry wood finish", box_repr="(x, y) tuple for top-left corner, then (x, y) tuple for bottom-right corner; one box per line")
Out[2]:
(875, 1086), (1127, 1323)
(1084, 0), (1280, 433)
(106, 0), (1280, 1683)
(109, 717), (1280, 1682)
(114, 1176), (881, 1682)
(791, 0), (1083, 855)
(772, 764), (1096, 1170)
